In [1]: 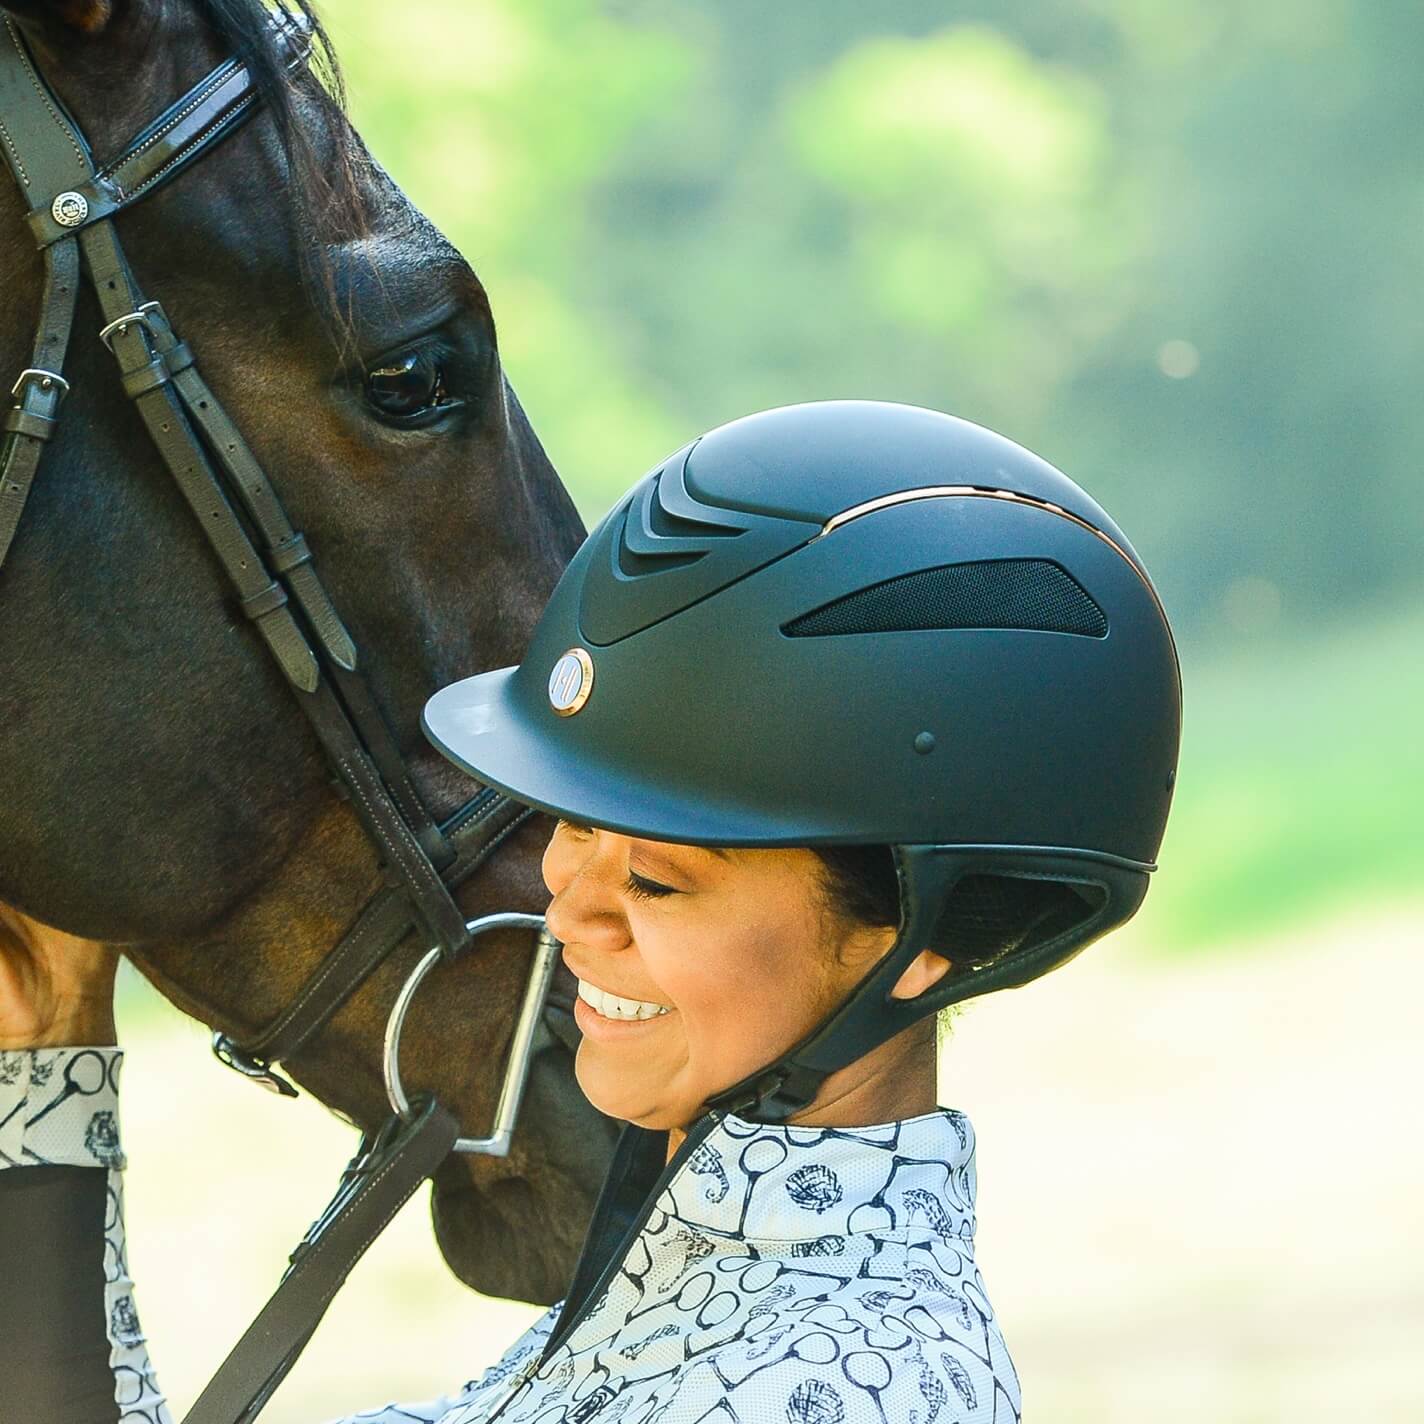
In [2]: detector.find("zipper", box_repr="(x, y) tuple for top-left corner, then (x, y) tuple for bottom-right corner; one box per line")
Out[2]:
(546, 1111), (721, 1360)
(480, 1354), (541, 1422)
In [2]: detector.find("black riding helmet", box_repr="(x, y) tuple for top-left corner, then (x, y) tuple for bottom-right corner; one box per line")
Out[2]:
(424, 400), (1181, 1121)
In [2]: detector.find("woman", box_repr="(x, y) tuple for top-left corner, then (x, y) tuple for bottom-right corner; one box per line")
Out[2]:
(0, 400), (1180, 1422)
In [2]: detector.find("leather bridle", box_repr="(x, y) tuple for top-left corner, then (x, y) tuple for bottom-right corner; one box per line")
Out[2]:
(0, 11), (537, 1102)
(0, 17), (588, 1416)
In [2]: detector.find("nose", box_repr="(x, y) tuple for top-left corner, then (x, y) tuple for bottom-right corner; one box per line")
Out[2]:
(542, 826), (631, 954)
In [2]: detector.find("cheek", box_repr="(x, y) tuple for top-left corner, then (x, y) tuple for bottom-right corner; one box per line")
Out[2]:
(645, 914), (828, 1056)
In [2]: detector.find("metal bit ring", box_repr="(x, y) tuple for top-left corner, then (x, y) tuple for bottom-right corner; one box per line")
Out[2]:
(383, 912), (560, 1156)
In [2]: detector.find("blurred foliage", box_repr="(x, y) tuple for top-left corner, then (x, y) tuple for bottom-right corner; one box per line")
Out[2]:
(1147, 600), (1423, 951)
(315, 0), (1423, 947)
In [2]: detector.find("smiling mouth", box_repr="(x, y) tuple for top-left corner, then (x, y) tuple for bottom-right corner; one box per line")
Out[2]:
(575, 978), (671, 1022)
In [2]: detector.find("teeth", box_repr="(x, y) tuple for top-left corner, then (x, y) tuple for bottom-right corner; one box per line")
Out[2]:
(577, 978), (670, 1022)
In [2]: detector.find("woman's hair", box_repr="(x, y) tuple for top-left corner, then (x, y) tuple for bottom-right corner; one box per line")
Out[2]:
(812, 845), (901, 942)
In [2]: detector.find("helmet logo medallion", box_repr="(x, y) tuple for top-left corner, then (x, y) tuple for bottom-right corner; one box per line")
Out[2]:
(548, 647), (595, 716)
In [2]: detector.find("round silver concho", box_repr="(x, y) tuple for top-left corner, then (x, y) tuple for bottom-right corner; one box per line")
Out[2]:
(548, 646), (594, 716)
(51, 191), (89, 227)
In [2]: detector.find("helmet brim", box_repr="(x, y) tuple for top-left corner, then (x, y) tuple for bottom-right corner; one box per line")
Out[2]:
(423, 667), (835, 848)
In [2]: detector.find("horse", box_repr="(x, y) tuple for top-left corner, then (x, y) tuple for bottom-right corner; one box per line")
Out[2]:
(0, 0), (617, 1305)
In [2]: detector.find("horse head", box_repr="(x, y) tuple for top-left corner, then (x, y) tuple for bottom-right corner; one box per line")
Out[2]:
(0, 0), (616, 1303)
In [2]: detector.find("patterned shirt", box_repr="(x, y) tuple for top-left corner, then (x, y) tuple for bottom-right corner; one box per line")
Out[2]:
(0, 1048), (1021, 1423)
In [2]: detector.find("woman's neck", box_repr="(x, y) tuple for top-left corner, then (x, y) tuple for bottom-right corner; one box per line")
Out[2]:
(665, 1024), (937, 1163)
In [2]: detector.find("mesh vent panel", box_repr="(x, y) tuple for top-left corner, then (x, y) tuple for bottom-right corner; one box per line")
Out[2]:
(935, 875), (1104, 970)
(783, 559), (1107, 638)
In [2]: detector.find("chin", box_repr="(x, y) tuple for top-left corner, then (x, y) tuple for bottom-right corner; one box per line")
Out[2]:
(574, 1065), (676, 1134)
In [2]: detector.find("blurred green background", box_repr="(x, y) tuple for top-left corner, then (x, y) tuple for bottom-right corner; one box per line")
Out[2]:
(322, 0), (1422, 947)
(111, 3), (1423, 1422)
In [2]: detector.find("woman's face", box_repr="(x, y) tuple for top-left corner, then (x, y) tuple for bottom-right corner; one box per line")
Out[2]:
(542, 819), (895, 1131)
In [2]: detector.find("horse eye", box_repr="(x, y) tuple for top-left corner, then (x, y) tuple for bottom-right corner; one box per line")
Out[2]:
(365, 350), (446, 419)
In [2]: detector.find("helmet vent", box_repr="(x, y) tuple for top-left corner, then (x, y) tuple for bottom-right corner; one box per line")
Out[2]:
(644, 474), (741, 541)
(617, 538), (705, 578)
(936, 874), (1106, 970)
(782, 558), (1107, 639)
(581, 454), (821, 646)
(615, 472), (748, 578)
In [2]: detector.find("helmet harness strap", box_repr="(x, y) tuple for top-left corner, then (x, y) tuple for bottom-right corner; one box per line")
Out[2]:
(706, 844), (1147, 1123)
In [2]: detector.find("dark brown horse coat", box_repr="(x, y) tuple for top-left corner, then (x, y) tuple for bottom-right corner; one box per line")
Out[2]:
(0, 0), (615, 1303)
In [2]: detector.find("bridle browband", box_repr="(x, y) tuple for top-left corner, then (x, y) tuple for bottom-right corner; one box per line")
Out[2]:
(0, 10), (536, 1101)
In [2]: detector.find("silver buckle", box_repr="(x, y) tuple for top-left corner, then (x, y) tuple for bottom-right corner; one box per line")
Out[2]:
(211, 1032), (299, 1098)
(10, 367), (70, 401)
(384, 912), (560, 1157)
(98, 300), (163, 353)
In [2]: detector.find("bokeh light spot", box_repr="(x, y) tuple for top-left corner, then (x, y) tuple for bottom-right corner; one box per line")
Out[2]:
(1157, 338), (1200, 379)
(1222, 575), (1282, 633)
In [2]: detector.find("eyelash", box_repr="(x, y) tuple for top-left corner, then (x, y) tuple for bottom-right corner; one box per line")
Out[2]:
(624, 871), (677, 902)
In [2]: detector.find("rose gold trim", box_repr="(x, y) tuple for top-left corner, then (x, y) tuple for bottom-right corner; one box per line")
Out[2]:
(819, 485), (1105, 542)
(815, 484), (1177, 655)
(815, 484), (975, 534)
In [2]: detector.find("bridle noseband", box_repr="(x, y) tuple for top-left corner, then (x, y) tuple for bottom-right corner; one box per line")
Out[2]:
(0, 10), (545, 1121)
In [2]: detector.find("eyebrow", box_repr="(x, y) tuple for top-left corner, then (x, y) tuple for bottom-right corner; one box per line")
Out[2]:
(562, 818), (731, 860)
(633, 837), (731, 863)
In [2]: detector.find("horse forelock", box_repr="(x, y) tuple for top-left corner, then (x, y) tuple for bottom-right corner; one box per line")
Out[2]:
(192, 0), (374, 347)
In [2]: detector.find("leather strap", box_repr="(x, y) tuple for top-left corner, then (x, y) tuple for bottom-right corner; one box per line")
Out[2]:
(181, 1096), (459, 1424)
(22, 12), (309, 248)
(136, 300), (455, 871)
(84, 217), (326, 689)
(0, 17), (91, 197)
(227, 793), (531, 1082)
(0, 15), (86, 576)
(0, 240), (77, 571)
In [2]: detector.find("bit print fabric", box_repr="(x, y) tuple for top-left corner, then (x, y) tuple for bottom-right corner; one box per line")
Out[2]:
(425, 1112), (1022, 1424)
(2, 1052), (1020, 1424)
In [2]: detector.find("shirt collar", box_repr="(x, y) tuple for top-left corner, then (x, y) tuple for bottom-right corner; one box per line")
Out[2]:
(656, 1107), (977, 1243)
